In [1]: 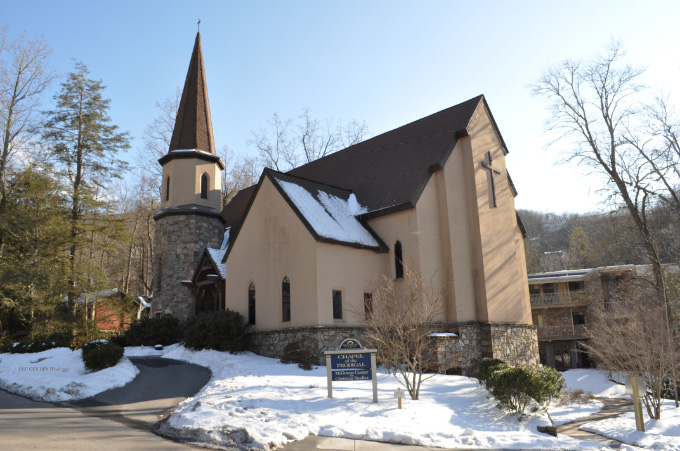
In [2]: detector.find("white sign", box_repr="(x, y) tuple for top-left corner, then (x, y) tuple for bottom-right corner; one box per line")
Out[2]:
(625, 376), (647, 397)
(393, 388), (404, 399)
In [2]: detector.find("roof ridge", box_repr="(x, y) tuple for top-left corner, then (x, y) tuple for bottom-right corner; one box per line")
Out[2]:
(269, 168), (354, 193)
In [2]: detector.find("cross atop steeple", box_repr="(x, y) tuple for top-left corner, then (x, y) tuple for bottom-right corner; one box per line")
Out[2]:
(197, 19), (201, 32)
(168, 32), (215, 154)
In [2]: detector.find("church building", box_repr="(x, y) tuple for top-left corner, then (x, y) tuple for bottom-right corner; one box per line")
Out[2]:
(152, 33), (539, 372)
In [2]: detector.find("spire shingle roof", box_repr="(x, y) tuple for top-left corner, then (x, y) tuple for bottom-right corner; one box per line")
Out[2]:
(168, 32), (215, 154)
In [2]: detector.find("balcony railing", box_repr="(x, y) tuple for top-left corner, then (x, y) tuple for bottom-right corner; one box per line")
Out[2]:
(530, 291), (589, 307)
(536, 324), (587, 340)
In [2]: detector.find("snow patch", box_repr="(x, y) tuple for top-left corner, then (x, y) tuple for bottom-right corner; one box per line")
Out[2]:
(276, 179), (378, 247)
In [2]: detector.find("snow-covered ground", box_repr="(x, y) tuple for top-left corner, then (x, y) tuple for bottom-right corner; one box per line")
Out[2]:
(0, 347), (138, 402)
(582, 402), (680, 451)
(3, 345), (679, 450)
(128, 345), (602, 450)
(563, 369), (680, 450)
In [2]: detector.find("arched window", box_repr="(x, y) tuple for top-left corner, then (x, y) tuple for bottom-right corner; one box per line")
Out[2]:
(165, 176), (170, 202)
(200, 173), (209, 199)
(394, 241), (404, 279)
(282, 276), (291, 322)
(248, 283), (256, 325)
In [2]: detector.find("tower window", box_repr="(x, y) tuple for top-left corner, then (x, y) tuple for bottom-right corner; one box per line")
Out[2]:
(165, 177), (170, 202)
(200, 173), (209, 199)
(248, 283), (256, 325)
(395, 240), (404, 279)
(282, 276), (291, 322)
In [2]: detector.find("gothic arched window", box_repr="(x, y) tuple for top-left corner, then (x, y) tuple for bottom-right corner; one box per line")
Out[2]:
(200, 173), (209, 199)
(282, 276), (291, 322)
(248, 283), (256, 325)
(395, 241), (404, 279)
(165, 176), (170, 202)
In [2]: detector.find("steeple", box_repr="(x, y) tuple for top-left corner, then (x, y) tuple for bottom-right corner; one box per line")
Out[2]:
(169, 32), (215, 154)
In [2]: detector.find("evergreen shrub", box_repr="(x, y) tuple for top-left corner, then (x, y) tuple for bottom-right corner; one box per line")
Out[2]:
(183, 310), (248, 352)
(0, 332), (72, 354)
(473, 357), (507, 387)
(81, 340), (124, 371)
(124, 314), (182, 346)
(486, 364), (565, 419)
(280, 342), (313, 370)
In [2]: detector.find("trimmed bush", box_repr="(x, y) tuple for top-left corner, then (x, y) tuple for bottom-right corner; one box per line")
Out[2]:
(280, 342), (313, 370)
(183, 310), (248, 353)
(486, 364), (565, 419)
(0, 332), (72, 354)
(486, 364), (535, 416)
(81, 340), (124, 371)
(124, 314), (182, 346)
(473, 357), (507, 387)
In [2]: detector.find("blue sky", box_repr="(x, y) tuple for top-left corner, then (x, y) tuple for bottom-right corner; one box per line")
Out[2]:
(3, 0), (679, 213)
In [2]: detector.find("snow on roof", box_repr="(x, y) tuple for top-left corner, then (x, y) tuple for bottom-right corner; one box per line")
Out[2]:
(276, 178), (379, 248)
(206, 228), (230, 279)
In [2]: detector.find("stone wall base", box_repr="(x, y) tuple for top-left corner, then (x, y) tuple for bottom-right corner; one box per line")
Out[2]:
(247, 322), (539, 374)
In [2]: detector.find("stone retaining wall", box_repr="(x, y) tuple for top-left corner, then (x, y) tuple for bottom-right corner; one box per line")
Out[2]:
(247, 322), (539, 372)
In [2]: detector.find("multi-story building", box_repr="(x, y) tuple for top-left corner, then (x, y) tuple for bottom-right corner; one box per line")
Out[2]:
(528, 265), (636, 370)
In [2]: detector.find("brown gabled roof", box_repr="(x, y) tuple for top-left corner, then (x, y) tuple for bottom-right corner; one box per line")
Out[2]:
(288, 95), (485, 212)
(222, 185), (257, 229)
(168, 32), (216, 154)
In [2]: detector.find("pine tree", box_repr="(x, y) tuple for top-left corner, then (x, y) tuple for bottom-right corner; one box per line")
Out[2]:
(0, 168), (69, 336)
(42, 61), (130, 318)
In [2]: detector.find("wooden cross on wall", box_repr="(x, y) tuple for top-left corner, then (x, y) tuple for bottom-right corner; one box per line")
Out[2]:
(481, 151), (501, 208)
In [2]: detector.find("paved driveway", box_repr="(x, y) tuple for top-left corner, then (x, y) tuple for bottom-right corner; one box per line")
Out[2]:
(0, 357), (211, 450)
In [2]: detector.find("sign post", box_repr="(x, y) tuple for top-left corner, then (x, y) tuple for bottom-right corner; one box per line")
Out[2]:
(324, 338), (378, 403)
(626, 375), (647, 432)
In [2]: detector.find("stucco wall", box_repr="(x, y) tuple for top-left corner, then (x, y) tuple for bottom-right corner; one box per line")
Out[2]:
(465, 103), (531, 324)
(224, 177), (319, 330)
(314, 242), (386, 326)
(161, 157), (222, 210)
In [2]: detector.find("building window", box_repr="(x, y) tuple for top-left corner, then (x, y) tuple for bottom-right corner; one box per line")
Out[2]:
(532, 314), (544, 327)
(248, 283), (256, 325)
(529, 285), (541, 296)
(568, 281), (584, 292)
(364, 292), (373, 319)
(394, 241), (403, 279)
(332, 290), (343, 320)
(200, 173), (209, 199)
(165, 177), (170, 202)
(572, 312), (585, 325)
(282, 276), (291, 322)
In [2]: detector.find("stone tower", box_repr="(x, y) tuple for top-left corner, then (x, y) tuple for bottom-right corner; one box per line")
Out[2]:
(151, 32), (225, 320)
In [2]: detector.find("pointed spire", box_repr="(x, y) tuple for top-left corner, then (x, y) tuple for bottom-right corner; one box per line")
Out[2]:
(168, 32), (215, 154)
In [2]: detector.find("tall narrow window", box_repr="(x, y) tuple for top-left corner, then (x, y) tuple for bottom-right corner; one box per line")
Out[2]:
(200, 173), (209, 199)
(394, 241), (404, 279)
(332, 290), (343, 320)
(248, 283), (256, 325)
(165, 176), (170, 201)
(282, 276), (291, 322)
(364, 292), (373, 320)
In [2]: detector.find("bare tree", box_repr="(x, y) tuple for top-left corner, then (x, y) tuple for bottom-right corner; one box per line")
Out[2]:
(352, 265), (445, 400)
(249, 109), (369, 171)
(584, 278), (680, 419)
(533, 42), (670, 306)
(219, 145), (259, 207)
(0, 31), (56, 205)
(137, 88), (180, 195)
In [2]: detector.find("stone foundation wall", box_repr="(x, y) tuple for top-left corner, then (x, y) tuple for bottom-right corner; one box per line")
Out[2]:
(248, 322), (539, 372)
(152, 214), (224, 321)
